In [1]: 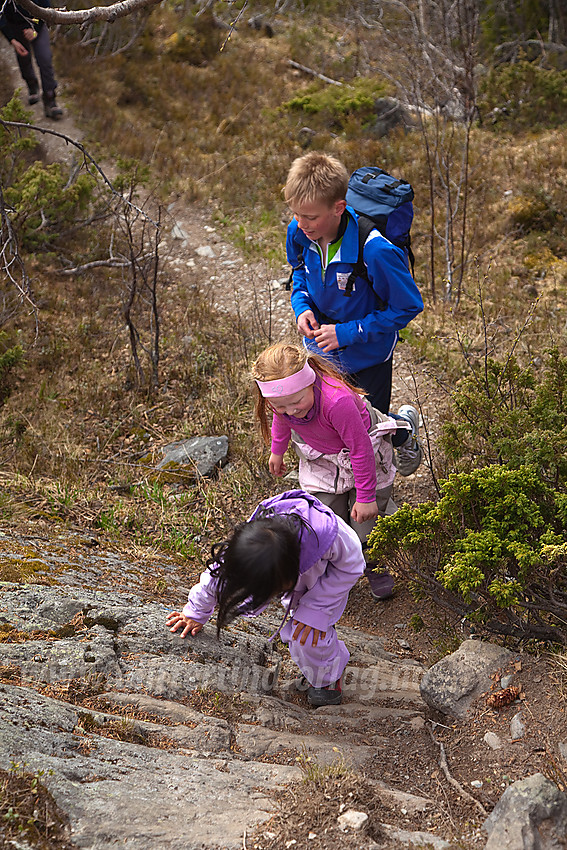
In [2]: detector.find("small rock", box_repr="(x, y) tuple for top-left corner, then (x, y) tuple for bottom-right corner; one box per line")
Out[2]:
(338, 809), (369, 831)
(171, 223), (189, 241)
(484, 731), (503, 750)
(196, 245), (216, 259)
(396, 639), (411, 650)
(500, 674), (514, 688)
(510, 711), (526, 740)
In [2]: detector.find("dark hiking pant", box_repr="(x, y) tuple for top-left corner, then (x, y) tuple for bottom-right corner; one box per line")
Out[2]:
(15, 25), (57, 95)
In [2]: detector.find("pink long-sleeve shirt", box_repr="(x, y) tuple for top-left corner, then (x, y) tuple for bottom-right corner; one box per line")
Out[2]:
(270, 376), (377, 503)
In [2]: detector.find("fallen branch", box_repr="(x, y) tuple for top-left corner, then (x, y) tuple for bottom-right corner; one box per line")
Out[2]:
(427, 723), (488, 818)
(60, 258), (130, 275)
(287, 60), (345, 87)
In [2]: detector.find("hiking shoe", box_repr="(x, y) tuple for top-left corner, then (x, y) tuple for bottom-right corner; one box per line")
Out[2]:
(307, 678), (342, 707)
(395, 404), (423, 476)
(43, 91), (63, 120)
(28, 83), (40, 105)
(364, 566), (394, 601)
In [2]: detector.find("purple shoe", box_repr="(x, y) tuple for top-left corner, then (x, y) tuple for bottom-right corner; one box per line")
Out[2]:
(364, 566), (394, 601)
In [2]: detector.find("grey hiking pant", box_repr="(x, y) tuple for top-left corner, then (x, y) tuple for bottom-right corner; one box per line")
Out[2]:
(313, 483), (397, 547)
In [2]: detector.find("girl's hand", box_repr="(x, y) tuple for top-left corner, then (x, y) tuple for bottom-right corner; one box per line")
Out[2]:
(166, 610), (203, 638)
(351, 500), (379, 524)
(22, 28), (36, 41)
(269, 453), (286, 476)
(292, 620), (326, 647)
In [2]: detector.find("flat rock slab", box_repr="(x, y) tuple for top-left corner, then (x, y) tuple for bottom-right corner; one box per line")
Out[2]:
(0, 684), (297, 850)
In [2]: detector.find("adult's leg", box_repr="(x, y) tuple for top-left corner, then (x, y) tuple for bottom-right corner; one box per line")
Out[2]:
(31, 26), (57, 94)
(15, 48), (39, 93)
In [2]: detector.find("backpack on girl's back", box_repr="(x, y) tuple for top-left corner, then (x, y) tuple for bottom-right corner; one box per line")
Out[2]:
(251, 343), (411, 600)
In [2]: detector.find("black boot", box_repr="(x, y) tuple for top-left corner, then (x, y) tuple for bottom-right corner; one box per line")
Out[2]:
(43, 90), (63, 120)
(28, 81), (40, 105)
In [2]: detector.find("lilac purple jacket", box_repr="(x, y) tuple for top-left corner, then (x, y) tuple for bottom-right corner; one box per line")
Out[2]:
(182, 490), (365, 635)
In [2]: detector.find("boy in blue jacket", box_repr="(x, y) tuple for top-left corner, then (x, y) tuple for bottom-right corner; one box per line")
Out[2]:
(285, 152), (423, 427)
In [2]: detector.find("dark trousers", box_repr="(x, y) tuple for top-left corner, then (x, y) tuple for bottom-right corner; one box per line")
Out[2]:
(350, 358), (407, 447)
(15, 25), (57, 95)
(350, 358), (393, 414)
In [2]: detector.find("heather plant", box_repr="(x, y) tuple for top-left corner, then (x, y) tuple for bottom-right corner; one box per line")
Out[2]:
(367, 464), (567, 644)
(0, 97), (38, 185)
(368, 343), (567, 644)
(6, 161), (96, 252)
(441, 347), (567, 488)
(283, 78), (390, 130)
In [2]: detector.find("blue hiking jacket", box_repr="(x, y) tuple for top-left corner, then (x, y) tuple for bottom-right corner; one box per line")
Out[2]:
(287, 207), (423, 373)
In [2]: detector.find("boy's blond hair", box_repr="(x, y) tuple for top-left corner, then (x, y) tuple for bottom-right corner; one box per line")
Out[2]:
(284, 152), (349, 209)
(251, 342), (364, 445)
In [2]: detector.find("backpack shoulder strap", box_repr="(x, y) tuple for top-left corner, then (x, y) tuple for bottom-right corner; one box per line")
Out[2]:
(344, 216), (386, 310)
(286, 242), (304, 291)
(407, 236), (415, 277)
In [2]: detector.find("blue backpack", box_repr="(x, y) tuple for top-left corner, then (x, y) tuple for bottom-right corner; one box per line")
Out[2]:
(344, 166), (415, 297)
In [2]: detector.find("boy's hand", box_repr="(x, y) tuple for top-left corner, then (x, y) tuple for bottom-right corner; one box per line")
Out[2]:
(166, 611), (203, 638)
(351, 500), (379, 524)
(297, 310), (319, 339)
(22, 28), (36, 41)
(314, 324), (339, 352)
(269, 453), (286, 476)
(292, 620), (326, 647)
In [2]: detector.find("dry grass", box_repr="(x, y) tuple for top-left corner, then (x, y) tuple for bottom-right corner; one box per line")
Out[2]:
(0, 763), (75, 849)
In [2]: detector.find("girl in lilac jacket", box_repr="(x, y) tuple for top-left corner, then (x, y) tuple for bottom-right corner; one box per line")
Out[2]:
(166, 490), (365, 707)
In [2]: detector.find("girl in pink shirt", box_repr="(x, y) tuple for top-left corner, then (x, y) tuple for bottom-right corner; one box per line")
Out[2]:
(252, 343), (404, 555)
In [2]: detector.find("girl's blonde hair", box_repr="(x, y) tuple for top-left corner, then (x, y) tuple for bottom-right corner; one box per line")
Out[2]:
(251, 343), (364, 445)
